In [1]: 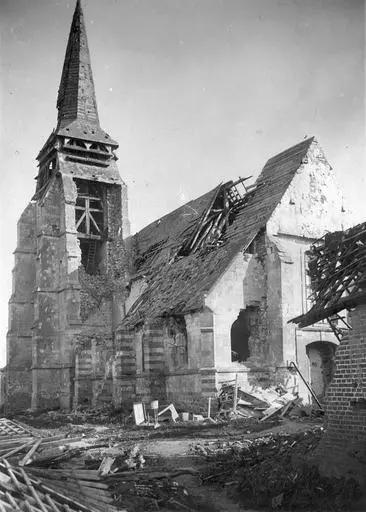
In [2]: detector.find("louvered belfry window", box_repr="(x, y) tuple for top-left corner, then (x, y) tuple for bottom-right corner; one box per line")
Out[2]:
(75, 181), (103, 238)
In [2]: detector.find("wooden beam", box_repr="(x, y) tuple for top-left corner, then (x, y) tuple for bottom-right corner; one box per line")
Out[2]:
(290, 290), (366, 327)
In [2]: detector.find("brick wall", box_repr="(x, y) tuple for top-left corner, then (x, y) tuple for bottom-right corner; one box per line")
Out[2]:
(315, 303), (366, 482)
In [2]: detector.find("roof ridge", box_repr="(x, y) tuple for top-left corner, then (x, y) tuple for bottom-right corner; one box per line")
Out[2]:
(266, 136), (315, 164)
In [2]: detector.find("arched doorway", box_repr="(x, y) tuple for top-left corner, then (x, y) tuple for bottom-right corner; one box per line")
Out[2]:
(306, 341), (336, 399)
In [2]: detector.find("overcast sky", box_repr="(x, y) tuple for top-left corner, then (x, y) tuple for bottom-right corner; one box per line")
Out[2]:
(0, 0), (365, 366)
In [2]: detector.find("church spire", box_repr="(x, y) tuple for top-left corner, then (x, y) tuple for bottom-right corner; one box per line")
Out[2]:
(57, 0), (99, 128)
(54, 1), (116, 145)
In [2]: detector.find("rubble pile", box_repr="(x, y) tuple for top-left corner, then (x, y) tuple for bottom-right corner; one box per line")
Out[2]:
(110, 475), (197, 512)
(89, 447), (198, 511)
(0, 402), (345, 511)
(217, 381), (308, 422)
(0, 417), (201, 511)
(14, 405), (126, 428)
(202, 428), (361, 511)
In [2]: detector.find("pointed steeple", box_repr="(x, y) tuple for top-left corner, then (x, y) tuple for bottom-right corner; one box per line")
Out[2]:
(55, 0), (117, 146)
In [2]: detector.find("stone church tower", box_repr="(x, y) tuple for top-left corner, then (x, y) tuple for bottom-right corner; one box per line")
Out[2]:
(6, 0), (128, 412)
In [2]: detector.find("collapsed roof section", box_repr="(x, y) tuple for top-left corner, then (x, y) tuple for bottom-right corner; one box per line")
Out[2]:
(123, 137), (315, 328)
(291, 221), (366, 328)
(175, 176), (256, 258)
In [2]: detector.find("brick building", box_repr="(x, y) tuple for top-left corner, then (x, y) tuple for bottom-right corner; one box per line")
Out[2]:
(292, 223), (366, 482)
(6, 1), (348, 412)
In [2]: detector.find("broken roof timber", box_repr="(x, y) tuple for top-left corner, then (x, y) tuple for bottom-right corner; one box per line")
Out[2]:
(291, 290), (366, 328)
(121, 137), (316, 328)
(290, 221), (366, 328)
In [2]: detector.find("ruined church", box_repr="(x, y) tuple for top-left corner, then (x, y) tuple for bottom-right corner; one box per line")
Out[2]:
(6, 1), (348, 412)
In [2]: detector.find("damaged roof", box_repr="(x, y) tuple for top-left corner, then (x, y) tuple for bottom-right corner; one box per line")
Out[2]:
(121, 137), (315, 328)
(291, 221), (366, 328)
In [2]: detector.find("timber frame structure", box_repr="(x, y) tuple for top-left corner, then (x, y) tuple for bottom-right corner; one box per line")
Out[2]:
(291, 221), (366, 333)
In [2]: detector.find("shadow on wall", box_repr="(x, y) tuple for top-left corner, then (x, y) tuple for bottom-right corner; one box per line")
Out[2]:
(306, 341), (336, 399)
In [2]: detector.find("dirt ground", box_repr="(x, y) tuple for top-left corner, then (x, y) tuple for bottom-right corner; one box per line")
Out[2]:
(10, 411), (325, 511)
(141, 419), (326, 512)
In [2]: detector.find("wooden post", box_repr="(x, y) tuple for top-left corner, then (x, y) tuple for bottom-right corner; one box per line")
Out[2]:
(233, 373), (238, 412)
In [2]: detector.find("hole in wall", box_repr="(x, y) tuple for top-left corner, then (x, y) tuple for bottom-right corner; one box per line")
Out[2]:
(79, 239), (103, 275)
(231, 307), (259, 362)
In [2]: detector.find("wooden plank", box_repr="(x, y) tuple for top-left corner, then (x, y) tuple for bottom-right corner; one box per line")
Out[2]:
(0, 440), (35, 459)
(72, 481), (109, 491)
(34, 482), (102, 512)
(98, 456), (115, 477)
(0, 438), (35, 449)
(0, 470), (54, 512)
(279, 400), (295, 417)
(19, 468), (48, 512)
(4, 491), (22, 511)
(11, 465), (104, 512)
(133, 403), (145, 425)
(40, 437), (84, 447)
(24, 502), (34, 512)
(41, 481), (107, 511)
(0, 477), (17, 495)
(33, 469), (101, 482)
(42, 477), (112, 503)
(0, 433), (32, 441)
(259, 404), (283, 422)
(19, 439), (43, 467)
(233, 374), (238, 412)
(44, 495), (62, 512)
(3, 460), (22, 491)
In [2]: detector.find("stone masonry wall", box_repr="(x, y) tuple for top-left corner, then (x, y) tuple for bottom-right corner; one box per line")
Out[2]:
(31, 175), (79, 411)
(73, 182), (128, 409)
(205, 231), (267, 369)
(6, 203), (37, 411)
(266, 139), (347, 402)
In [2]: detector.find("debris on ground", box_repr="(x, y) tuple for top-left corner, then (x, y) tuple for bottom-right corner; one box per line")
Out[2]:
(0, 416), (201, 511)
(11, 405), (129, 429)
(110, 476), (198, 512)
(0, 405), (351, 511)
(217, 379), (306, 422)
(0, 458), (123, 511)
(201, 427), (361, 511)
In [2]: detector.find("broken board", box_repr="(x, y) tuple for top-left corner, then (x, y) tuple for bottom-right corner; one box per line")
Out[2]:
(133, 403), (145, 425)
